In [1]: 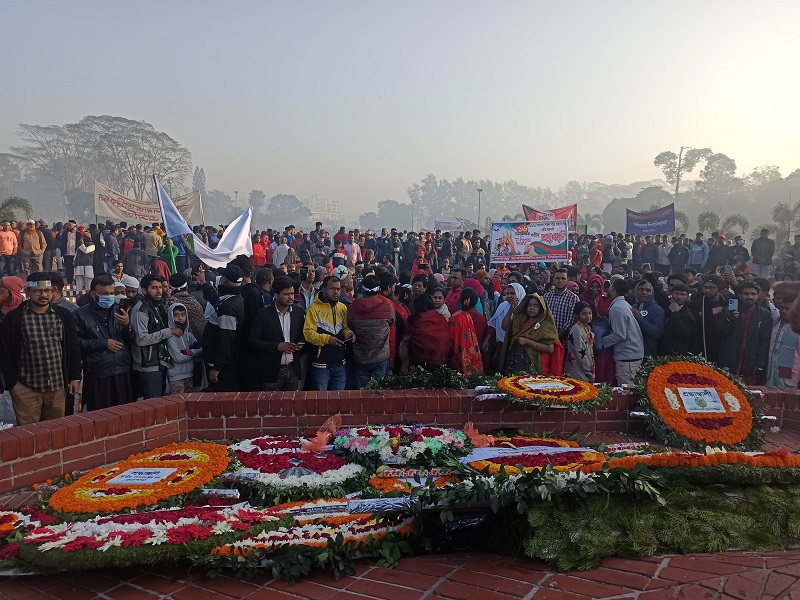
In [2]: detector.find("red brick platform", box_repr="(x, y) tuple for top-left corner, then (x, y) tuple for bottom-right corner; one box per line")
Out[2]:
(3, 550), (800, 600)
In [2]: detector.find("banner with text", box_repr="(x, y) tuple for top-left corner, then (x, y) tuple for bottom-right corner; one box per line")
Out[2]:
(626, 204), (676, 235)
(94, 181), (203, 225)
(490, 220), (569, 263)
(522, 203), (578, 232)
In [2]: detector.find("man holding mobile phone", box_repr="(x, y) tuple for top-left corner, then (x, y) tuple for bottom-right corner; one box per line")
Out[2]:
(249, 277), (307, 391)
(717, 281), (772, 385)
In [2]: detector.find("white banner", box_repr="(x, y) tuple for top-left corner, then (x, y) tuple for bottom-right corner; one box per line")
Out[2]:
(94, 181), (204, 225)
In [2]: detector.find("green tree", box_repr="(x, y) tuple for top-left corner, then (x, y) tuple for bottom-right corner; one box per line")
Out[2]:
(359, 211), (381, 230)
(654, 147), (711, 198)
(248, 190), (266, 213)
(675, 211), (690, 235)
(697, 211), (720, 233)
(192, 167), (206, 194)
(578, 212), (603, 233)
(266, 194), (312, 229)
(695, 153), (741, 202)
(770, 201), (800, 245)
(0, 195), (33, 222)
(720, 214), (750, 236)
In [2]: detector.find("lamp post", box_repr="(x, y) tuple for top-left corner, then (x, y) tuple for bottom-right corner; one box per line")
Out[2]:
(234, 190), (238, 210)
(411, 200), (416, 231)
(477, 188), (483, 232)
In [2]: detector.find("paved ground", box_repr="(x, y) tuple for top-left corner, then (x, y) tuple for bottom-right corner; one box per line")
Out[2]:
(3, 550), (800, 599)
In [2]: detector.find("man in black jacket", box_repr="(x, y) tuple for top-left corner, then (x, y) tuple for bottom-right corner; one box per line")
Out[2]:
(73, 273), (133, 411)
(717, 281), (772, 385)
(661, 283), (696, 355)
(0, 272), (81, 424)
(205, 265), (245, 391)
(249, 276), (306, 391)
(57, 220), (80, 283)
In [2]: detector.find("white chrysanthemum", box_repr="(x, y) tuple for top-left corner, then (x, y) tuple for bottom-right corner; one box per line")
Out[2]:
(664, 388), (680, 410)
(723, 392), (741, 412)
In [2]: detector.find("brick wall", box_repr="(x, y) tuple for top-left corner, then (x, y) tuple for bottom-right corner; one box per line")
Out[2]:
(0, 386), (796, 495)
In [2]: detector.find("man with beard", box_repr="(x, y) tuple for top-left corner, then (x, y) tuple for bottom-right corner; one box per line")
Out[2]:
(717, 281), (771, 384)
(249, 276), (306, 391)
(131, 274), (181, 399)
(690, 274), (728, 364)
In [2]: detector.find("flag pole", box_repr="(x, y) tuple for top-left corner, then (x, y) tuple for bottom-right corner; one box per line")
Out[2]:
(198, 191), (206, 226)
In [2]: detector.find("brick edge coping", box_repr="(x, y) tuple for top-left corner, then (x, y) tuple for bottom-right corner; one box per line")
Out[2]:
(0, 386), (794, 494)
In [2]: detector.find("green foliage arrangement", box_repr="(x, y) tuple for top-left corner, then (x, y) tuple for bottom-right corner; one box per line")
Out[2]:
(523, 484), (800, 571)
(364, 365), (497, 391)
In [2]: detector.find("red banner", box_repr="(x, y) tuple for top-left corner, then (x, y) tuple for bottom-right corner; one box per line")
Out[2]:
(522, 204), (578, 233)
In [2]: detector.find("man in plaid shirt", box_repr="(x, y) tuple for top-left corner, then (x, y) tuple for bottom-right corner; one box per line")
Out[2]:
(543, 268), (579, 343)
(0, 272), (81, 425)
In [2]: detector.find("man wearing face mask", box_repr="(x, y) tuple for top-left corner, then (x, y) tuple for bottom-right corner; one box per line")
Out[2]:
(728, 235), (750, 265)
(73, 274), (133, 410)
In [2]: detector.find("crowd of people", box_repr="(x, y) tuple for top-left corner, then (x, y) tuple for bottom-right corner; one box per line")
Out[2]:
(0, 216), (798, 429)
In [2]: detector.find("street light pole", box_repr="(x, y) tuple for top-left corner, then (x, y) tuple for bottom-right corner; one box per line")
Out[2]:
(477, 188), (483, 232)
(411, 200), (416, 231)
(234, 190), (238, 210)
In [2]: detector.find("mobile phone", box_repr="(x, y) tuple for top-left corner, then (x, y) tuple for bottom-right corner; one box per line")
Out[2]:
(723, 263), (733, 273)
(295, 342), (305, 347)
(728, 299), (739, 311)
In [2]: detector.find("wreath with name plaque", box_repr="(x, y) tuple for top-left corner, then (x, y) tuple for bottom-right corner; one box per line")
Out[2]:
(634, 356), (764, 452)
(496, 375), (611, 412)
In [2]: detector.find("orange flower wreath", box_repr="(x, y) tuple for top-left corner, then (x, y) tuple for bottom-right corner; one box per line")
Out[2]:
(48, 442), (230, 514)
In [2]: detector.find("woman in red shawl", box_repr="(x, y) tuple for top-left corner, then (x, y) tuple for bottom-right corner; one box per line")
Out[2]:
(0, 276), (24, 315)
(590, 238), (604, 269)
(580, 273), (615, 385)
(448, 288), (484, 375)
(408, 294), (451, 369)
(260, 232), (273, 265)
(250, 234), (267, 267)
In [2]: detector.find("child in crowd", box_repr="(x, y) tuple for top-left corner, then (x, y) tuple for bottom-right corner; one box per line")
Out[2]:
(166, 304), (202, 393)
(565, 301), (595, 382)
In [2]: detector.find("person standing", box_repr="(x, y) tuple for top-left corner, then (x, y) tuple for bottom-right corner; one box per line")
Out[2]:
(143, 227), (164, 269)
(165, 303), (202, 394)
(565, 301), (595, 382)
(669, 237), (690, 274)
(343, 233), (362, 264)
(37, 221), (55, 271)
(348, 274), (394, 386)
(716, 281), (771, 385)
(0, 221), (18, 276)
(131, 274), (181, 399)
(0, 273), (81, 424)
(303, 275), (353, 391)
(690, 274), (728, 363)
(656, 235), (673, 276)
(661, 283), (697, 355)
(103, 225), (121, 274)
(205, 266), (246, 391)
(445, 268), (466, 314)
(543, 269), (579, 344)
(631, 280), (665, 359)
(751, 228), (776, 279)
(17, 220), (46, 277)
(73, 274), (133, 410)
(688, 233), (709, 272)
(73, 232), (95, 293)
(600, 279), (644, 385)
(249, 276), (306, 391)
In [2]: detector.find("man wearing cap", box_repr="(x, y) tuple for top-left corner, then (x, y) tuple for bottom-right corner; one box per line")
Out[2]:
(0, 272), (82, 424)
(0, 221), (18, 276)
(17, 220), (46, 277)
(131, 274), (182, 399)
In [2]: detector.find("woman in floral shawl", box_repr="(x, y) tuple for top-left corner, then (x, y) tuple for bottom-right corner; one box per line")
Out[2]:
(448, 289), (484, 376)
(499, 293), (558, 375)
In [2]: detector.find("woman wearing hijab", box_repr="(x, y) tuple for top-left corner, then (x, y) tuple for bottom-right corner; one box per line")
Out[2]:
(499, 293), (559, 375)
(448, 288), (484, 375)
(408, 294), (451, 370)
(580, 273), (615, 385)
(487, 282), (526, 370)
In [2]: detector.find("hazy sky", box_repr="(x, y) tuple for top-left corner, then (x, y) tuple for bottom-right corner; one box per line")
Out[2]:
(2, 1), (799, 215)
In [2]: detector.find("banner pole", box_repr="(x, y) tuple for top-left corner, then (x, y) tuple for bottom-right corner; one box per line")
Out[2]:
(198, 191), (206, 226)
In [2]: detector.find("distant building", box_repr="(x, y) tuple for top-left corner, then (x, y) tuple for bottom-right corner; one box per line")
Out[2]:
(304, 194), (345, 224)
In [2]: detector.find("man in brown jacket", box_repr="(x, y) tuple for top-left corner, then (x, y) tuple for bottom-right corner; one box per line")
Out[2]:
(17, 220), (45, 276)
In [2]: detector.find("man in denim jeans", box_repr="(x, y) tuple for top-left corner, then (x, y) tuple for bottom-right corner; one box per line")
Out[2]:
(600, 279), (644, 386)
(303, 276), (354, 391)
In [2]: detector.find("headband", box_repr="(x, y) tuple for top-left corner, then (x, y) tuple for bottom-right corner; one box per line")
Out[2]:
(26, 280), (52, 288)
(362, 285), (380, 293)
(171, 283), (188, 292)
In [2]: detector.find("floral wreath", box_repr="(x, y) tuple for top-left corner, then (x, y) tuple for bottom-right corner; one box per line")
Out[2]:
(20, 505), (288, 569)
(47, 442), (230, 514)
(332, 425), (471, 469)
(0, 508), (51, 565)
(634, 355), (764, 451)
(469, 448), (605, 476)
(227, 436), (366, 498)
(497, 375), (611, 412)
(209, 498), (415, 558)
